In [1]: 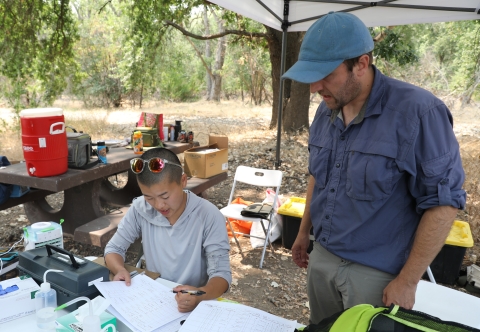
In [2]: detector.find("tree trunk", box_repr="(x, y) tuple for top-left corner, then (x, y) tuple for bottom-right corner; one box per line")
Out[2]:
(209, 11), (226, 102)
(203, 5), (213, 99)
(265, 27), (310, 133)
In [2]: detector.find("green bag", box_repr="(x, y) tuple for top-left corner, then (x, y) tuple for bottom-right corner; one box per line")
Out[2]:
(131, 114), (163, 147)
(132, 127), (162, 147)
(300, 304), (480, 332)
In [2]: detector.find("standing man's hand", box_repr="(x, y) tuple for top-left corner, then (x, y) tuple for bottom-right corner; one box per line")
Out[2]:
(382, 275), (417, 309)
(292, 233), (310, 268)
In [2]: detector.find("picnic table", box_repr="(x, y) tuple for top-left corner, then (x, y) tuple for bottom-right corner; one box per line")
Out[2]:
(0, 142), (228, 240)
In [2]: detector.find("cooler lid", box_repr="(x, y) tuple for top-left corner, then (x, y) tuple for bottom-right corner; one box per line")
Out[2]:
(445, 220), (474, 247)
(278, 197), (306, 218)
(20, 108), (63, 118)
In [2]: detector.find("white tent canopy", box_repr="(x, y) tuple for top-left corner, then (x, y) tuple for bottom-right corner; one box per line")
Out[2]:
(209, 1), (480, 31)
(207, 0), (480, 168)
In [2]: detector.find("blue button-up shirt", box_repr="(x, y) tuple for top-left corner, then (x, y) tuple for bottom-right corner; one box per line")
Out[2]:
(308, 66), (466, 275)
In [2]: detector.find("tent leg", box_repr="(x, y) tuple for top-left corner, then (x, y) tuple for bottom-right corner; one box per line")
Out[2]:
(274, 20), (288, 169)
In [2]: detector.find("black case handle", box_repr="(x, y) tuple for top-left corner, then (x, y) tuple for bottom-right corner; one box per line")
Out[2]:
(45, 244), (80, 269)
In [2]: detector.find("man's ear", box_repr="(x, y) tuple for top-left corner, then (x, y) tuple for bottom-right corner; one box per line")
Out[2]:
(355, 54), (370, 76)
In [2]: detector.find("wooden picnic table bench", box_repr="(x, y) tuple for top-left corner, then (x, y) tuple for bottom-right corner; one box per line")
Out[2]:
(0, 142), (228, 239)
(73, 172), (228, 247)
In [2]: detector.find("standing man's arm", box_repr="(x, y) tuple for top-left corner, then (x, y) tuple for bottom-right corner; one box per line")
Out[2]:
(382, 205), (457, 309)
(292, 175), (315, 268)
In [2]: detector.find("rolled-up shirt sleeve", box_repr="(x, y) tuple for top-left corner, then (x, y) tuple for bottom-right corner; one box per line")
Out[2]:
(408, 103), (466, 213)
(203, 211), (232, 288)
(206, 249), (232, 288)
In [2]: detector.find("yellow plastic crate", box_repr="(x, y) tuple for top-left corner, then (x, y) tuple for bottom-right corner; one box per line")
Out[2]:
(278, 197), (306, 218)
(445, 220), (474, 247)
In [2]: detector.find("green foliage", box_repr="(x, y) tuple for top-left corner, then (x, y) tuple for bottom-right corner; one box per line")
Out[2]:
(157, 30), (203, 101)
(0, 0), (78, 112)
(68, 0), (127, 107)
(372, 26), (418, 66)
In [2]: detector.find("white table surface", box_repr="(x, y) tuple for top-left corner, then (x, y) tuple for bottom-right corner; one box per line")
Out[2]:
(0, 277), (178, 332)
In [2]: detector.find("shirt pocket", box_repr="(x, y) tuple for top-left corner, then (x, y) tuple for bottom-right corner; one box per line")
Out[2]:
(309, 136), (333, 189)
(346, 141), (398, 201)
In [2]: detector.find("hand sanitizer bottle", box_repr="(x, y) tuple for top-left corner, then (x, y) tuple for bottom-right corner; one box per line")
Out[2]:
(35, 269), (63, 331)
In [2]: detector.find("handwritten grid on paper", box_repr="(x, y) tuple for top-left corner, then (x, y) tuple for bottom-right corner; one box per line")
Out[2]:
(178, 300), (297, 332)
(94, 274), (186, 332)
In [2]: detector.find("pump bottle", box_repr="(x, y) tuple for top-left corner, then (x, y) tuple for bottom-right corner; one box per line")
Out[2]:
(35, 269), (63, 331)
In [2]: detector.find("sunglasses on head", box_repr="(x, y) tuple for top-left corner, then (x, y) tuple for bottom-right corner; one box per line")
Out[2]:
(130, 157), (183, 174)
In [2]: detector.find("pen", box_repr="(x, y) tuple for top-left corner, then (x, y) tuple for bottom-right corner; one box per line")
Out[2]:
(172, 290), (206, 296)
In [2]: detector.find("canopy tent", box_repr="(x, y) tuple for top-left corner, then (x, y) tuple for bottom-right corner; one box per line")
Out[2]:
(208, 0), (480, 168)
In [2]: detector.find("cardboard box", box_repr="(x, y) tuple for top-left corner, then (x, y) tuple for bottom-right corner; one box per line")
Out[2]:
(184, 134), (228, 178)
(0, 275), (40, 324)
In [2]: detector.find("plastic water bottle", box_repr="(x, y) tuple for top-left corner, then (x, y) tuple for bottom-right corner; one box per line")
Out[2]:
(35, 269), (63, 331)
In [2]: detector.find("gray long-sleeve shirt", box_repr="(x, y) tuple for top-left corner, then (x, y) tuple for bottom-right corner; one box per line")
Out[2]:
(105, 191), (232, 288)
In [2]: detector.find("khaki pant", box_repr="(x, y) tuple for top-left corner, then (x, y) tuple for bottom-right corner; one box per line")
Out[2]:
(307, 242), (396, 324)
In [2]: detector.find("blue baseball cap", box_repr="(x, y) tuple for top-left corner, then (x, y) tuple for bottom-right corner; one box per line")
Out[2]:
(282, 12), (374, 84)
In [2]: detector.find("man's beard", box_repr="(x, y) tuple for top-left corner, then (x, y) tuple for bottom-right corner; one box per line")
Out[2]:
(321, 71), (361, 110)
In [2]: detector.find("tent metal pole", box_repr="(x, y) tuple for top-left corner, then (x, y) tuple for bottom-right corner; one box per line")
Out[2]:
(275, 0), (290, 170)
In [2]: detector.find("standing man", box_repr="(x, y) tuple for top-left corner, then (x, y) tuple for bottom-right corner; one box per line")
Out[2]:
(284, 12), (466, 324)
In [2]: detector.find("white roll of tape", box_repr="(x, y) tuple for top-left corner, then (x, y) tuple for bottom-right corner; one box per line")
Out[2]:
(31, 222), (52, 229)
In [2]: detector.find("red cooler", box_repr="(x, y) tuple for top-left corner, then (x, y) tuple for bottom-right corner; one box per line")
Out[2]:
(20, 108), (68, 177)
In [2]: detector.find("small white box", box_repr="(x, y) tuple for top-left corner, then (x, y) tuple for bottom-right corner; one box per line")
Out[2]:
(0, 276), (40, 324)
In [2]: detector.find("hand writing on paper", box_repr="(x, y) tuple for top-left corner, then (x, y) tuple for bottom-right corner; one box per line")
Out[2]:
(173, 285), (202, 313)
(113, 268), (132, 286)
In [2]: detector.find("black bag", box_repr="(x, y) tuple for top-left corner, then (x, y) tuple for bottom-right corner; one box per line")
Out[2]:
(298, 304), (480, 332)
(240, 203), (273, 219)
(0, 156), (13, 205)
(66, 127), (95, 169)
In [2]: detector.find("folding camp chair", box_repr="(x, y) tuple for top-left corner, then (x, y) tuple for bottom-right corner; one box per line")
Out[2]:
(219, 166), (282, 269)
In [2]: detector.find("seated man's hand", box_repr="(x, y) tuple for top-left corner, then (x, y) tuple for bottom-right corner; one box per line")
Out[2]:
(174, 285), (202, 313)
(113, 268), (132, 286)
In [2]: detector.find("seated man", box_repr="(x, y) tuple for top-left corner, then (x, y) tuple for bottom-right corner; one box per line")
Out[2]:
(104, 147), (231, 312)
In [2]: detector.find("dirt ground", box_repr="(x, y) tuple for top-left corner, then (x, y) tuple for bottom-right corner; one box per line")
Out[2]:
(1, 99), (480, 327)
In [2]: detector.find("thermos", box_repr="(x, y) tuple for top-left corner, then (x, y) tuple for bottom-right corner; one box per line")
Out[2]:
(97, 141), (107, 163)
(174, 120), (182, 141)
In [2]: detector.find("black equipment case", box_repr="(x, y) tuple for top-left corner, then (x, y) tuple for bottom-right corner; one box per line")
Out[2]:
(18, 245), (110, 308)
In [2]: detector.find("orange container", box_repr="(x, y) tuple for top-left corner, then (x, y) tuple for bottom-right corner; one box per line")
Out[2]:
(20, 108), (68, 177)
(132, 131), (143, 154)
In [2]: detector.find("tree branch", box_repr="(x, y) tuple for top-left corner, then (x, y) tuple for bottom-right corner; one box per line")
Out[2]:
(373, 26), (394, 43)
(98, 0), (112, 14)
(164, 20), (267, 40)
(183, 35), (215, 80)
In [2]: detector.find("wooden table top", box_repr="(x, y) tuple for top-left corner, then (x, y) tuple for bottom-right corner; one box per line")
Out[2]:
(0, 141), (195, 192)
